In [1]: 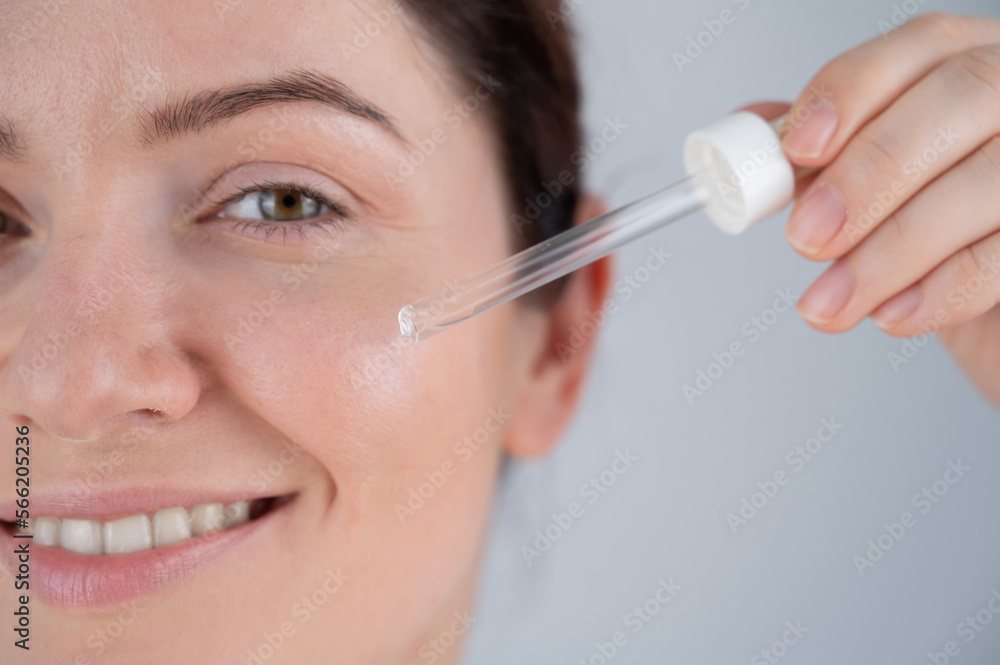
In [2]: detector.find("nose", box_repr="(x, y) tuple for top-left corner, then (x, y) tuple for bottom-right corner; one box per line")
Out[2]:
(0, 230), (201, 442)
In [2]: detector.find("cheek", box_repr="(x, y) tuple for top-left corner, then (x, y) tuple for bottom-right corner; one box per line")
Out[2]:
(188, 275), (514, 646)
(188, 269), (512, 497)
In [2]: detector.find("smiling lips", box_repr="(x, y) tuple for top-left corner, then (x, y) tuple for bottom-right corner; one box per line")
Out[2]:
(0, 494), (293, 608)
(19, 500), (253, 554)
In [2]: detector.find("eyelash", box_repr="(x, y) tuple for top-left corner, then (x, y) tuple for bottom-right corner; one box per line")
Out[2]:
(0, 179), (352, 251)
(207, 179), (355, 242)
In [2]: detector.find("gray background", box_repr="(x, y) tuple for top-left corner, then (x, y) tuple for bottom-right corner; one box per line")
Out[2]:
(465, 1), (1000, 663)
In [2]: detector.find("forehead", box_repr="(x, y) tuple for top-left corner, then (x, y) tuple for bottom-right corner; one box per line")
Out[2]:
(0, 0), (445, 153)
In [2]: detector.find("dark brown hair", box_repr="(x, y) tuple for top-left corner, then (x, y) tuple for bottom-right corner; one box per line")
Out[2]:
(398, 0), (582, 255)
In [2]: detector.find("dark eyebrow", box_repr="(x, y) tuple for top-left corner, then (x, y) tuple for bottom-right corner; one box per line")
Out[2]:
(137, 69), (404, 144)
(0, 120), (25, 160)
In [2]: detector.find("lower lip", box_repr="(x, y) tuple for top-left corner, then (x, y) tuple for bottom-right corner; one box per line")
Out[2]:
(0, 499), (293, 609)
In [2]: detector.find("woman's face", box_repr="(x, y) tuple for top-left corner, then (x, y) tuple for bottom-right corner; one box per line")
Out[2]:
(0, 1), (606, 662)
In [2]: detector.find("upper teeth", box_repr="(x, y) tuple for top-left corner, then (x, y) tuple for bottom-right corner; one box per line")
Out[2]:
(17, 501), (251, 555)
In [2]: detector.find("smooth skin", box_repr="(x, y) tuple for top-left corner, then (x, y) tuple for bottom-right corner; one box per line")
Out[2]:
(1, 3), (998, 664)
(779, 12), (1000, 407)
(0, 1), (611, 663)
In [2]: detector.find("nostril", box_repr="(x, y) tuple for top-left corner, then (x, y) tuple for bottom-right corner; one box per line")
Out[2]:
(130, 408), (167, 420)
(92, 408), (171, 440)
(10, 336), (202, 441)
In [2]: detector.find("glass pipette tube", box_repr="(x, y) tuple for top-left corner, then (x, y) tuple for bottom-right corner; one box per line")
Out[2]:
(398, 175), (710, 342)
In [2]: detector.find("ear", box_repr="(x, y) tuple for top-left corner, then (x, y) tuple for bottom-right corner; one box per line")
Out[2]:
(504, 194), (614, 460)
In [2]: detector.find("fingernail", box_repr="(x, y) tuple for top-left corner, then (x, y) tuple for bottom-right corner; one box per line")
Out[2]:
(797, 262), (854, 325)
(871, 285), (922, 329)
(783, 97), (839, 160)
(787, 184), (847, 254)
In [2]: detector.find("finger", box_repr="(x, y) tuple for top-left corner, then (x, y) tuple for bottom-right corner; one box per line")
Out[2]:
(736, 101), (820, 197)
(781, 13), (1000, 166)
(936, 307), (1000, 403)
(737, 101), (790, 121)
(868, 231), (1000, 338)
(785, 43), (1000, 260)
(795, 133), (1000, 332)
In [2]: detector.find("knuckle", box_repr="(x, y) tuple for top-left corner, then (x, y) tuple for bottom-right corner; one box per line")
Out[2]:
(796, 66), (841, 114)
(952, 248), (982, 290)
(952, 245), (994, 295)
(882, 212), (911, 258)
(951, 46), (1000, 102)
(802, 52), (862, 105)
(854, 125), (907, 177)
(812, 57), (873, 102)
(911, 12), (971, 45)
(813, 57), (847, 87)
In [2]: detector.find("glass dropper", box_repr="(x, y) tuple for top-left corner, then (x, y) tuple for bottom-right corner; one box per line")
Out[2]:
(399, 112), (802, 342)
(398, 175), (707, 342)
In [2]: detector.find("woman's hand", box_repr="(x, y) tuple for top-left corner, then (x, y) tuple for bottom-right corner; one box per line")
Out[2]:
(777, 12), (1000, 406)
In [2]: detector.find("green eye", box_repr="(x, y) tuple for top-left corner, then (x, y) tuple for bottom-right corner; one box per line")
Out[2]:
(211, 180), (354, 243)
(221, 186), (330, 223)
(261, 189), (321, 221)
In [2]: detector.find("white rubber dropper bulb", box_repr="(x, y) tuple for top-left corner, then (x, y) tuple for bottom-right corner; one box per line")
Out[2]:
(684, 111), (798, 235)
(398, 112), (812, 341)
